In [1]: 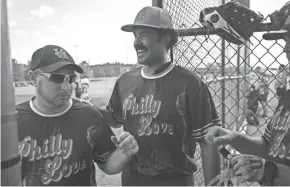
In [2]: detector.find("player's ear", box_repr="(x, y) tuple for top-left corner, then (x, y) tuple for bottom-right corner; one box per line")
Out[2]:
(162, 33), (171, 49)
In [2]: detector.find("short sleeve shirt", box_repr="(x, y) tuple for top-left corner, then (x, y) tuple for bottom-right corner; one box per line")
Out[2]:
(263, 90), (290, 166)
(107, 64), (221, 180)
(16, 98), (115, 186)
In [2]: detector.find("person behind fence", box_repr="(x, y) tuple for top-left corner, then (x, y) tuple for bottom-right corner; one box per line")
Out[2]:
(16, 45), (139, 186)
(235, 85), (259, 132)
(99, 6), (221, 186)
(275, 64), (288, 98)
(80, 76), (90, 100)
(74, 75), (82, 99)
(254, 66), (270, 117)
(204, 16), (290, 186)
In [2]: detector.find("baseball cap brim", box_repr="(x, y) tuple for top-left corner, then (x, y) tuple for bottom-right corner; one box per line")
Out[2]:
(39, 61), (83, 73)
(121, 24), (164, 32)
(263, 30), (288, 40)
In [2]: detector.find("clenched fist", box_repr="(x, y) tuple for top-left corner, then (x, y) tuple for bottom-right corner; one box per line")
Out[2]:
(205, 126), (235, 145)
(111, 131), (139, 157)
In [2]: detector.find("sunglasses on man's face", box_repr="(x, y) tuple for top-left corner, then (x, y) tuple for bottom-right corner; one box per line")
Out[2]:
(38, 72), (76, 84)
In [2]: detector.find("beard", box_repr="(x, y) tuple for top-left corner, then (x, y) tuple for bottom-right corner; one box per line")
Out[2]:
(36, 81), (71, 108)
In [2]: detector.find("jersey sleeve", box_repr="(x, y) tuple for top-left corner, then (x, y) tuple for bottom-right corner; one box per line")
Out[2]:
(88, 109), (116, 164)
(106, 79), (125, 125)
(262, 100), (284, 144)
(188, 81), (221, 142)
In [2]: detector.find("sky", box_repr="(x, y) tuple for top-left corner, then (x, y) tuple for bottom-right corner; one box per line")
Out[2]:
(7, 0), (289, 66)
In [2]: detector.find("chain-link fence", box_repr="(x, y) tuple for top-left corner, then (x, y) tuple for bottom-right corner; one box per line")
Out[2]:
(153, 0), (287, 185)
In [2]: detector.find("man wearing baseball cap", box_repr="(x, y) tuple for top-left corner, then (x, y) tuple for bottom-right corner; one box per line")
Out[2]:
(204, 15), (290, 185)
(100, 6), (221, 186)
(16, 45), (139, 185)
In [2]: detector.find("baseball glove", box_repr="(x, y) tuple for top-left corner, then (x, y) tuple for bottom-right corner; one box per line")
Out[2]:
(199, 1), (264, 45)
(269, 1), (290, 29)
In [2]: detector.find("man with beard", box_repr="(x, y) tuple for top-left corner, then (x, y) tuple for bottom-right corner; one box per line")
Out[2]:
(204, 16), (290, 186)
(16, 45), (139, 186)
(100, 6), (221, 186)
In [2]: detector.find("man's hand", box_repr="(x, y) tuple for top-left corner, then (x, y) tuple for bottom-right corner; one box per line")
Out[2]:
(111, 131), (139, 157)
(205, 126), (235, 145)
(229, 154), (265, 184)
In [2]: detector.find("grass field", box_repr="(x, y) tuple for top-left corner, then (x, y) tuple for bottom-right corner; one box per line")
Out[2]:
(14, 76), (279, 186)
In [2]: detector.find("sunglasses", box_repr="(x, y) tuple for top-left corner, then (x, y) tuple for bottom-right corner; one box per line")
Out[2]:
(38, 72), (76, 84)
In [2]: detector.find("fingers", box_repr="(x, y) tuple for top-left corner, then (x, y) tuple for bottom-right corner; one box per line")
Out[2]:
(213, 136), (229, 145)
(110, 136), (119, 146)
(236, 175), (248, 184)
(204, 126), (219, 144)
(118, 132), (135, 148)
(121, 139), (139, 155)
(112, 131), (139, 156)
(205, 126), (232, 145)
(229, 154), (265, 184)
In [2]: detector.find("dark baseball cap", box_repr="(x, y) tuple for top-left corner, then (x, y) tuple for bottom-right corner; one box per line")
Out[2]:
(121, 6), (174, 32)
(30, 45), (83, 73)
(263, 15), (290, 40)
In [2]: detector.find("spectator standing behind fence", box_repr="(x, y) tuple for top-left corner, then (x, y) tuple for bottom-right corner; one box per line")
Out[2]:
(16, 45), (139, 186)
(74, 74), (82, 99)
(235, 85), (259, 133)
(80, 77), (90, 100)
(204, 14), (290, 185)
(254, 66), (270, 117)
(275, 64), (288, 98)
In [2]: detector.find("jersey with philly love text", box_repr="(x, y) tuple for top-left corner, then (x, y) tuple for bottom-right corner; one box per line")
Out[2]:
(16, 98), (115, 186)
(107, 63), (221, 180)
(263, 90), (290, 166)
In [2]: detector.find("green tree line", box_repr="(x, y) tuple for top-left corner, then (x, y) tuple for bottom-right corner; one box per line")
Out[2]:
(12, 59), (140, 81)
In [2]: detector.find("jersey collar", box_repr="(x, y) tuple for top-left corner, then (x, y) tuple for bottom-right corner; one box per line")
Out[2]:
(30, 97), (73, 117)
(141, 63), (175, 79)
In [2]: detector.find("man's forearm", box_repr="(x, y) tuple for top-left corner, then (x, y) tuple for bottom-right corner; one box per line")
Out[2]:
(200, 142), (221, 185)
(230, 132), (268, 158)
(100, 149), (132, 175)
(273, 163), (290, 186)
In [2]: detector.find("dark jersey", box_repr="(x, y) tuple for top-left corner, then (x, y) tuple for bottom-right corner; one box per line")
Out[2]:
(16, 98), (115, 186)
(107, 63), (220, 185)
(263, 89), (290, 166)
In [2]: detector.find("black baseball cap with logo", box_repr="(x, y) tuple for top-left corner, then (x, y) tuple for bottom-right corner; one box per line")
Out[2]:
(30, 45), (83, 73)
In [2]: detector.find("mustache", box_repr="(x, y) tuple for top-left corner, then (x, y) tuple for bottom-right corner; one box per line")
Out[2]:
(57, 92), (71, 96)
(134, 44), (148, 51)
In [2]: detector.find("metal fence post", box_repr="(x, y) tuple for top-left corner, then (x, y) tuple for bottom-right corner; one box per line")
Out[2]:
(236, 0), (251, 113)
(221, 0), (226, 126)
(237, 46), (241, 115)
(1, 0), (22, 185)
